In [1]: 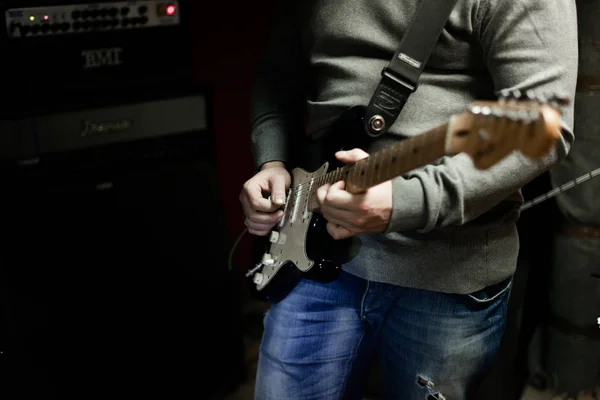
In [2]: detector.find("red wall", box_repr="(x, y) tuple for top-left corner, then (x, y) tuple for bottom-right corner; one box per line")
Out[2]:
(190, 2), (276, 274)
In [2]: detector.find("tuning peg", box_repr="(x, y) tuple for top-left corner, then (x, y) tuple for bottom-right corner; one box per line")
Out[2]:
(499, 89), (511, 99)
(469, 104), (493, 116)
(490, 106), (506, 118)
(525, 90), (537, 101)
(528, 109), (540, 122)
(547, 93), (570, 106)
(535, 92), (548, 104)
(499, 88), (524, 102)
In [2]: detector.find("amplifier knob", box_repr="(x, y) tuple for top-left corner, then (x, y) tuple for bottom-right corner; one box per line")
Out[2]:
(138, 5), (148, 14)
(31, 24), (40, 34)
(41, 24), (51, 33)
(108, 7), (118, 17)
(72, 10), (81, 19)
(82, 10), (90, 19)
(120, 6), (130, 16)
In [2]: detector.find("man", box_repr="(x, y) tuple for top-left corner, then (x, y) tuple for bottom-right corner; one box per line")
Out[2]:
(239, 0), (578, 398)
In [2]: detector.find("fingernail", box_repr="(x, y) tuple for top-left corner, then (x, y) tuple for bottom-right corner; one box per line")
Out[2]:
(273, 196), (284, 204)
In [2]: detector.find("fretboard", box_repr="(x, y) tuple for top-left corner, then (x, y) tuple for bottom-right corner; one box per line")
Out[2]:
(306, 124), (450, 211)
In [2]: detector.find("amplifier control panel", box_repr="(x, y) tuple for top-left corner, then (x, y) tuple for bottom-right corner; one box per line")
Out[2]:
(5, 1), (180, 38)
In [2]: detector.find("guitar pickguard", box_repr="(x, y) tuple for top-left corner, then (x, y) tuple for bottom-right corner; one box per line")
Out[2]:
(253, 162), (330, 292)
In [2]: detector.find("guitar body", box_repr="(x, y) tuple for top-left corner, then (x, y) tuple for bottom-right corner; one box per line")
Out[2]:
(250, 106), (369, 303)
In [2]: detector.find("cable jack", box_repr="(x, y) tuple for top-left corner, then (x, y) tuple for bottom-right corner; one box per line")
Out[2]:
(245, 262), (264, 278)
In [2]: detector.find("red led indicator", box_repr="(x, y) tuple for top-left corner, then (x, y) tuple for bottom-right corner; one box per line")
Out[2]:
(44, 15), (49, 20)
(166, 5), (176, 15)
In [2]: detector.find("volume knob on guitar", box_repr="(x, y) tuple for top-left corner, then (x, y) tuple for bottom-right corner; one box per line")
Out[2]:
(253, 273), (265, 285)
(269, 231), (286, 244)
(261, 253), (276, 265)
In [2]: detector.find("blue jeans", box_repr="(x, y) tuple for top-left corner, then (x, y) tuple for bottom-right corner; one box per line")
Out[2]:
(254, 271), (511, 400)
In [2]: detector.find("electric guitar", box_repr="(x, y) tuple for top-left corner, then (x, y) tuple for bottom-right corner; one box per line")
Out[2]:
(247, 92), (567, 302)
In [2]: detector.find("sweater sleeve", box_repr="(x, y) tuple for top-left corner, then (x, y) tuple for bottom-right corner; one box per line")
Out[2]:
(386, 0), (578, 233)
(249, 0), (309, 171)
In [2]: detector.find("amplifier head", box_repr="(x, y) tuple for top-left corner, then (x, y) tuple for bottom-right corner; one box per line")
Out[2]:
(0, 0), (193, 117)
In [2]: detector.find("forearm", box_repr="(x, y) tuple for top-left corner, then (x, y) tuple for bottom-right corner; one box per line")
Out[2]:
(387, 125), (572, 233)
(386, 0), (578, 233)
(249, 0), (308, 170)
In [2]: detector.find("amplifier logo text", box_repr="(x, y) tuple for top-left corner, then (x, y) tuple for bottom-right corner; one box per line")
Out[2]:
(81, 47), (124, 69)
(80, 119), (133, 137)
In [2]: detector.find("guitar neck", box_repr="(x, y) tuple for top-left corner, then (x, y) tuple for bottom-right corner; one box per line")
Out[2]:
(307, 124), (449, 211)
(303, 94), (566, 213)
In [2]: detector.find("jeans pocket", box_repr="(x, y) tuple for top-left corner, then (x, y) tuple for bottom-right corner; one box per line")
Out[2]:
(466, 276), (513, 304)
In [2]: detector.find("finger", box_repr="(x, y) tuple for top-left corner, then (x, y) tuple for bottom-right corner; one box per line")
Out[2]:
(326, 222), (354, 240)
(245, 218), (276, 236)
(322, 180), (354, 208)
(316, 183), (331, 207)
(241, 184), (280, 213)
(246, 210), (284, 226)
(269, 175), (288, 206)
(335, 148), (369, 163)
(240, 192), (284, 223)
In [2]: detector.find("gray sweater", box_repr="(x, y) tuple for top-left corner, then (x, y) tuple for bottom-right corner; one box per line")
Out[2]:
(249, 0), (578, 294)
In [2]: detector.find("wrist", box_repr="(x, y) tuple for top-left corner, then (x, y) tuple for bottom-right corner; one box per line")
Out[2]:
(260, 161), (286, 171)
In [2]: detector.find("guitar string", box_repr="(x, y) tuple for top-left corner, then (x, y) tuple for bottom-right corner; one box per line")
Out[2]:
(289, 164), (600, 216)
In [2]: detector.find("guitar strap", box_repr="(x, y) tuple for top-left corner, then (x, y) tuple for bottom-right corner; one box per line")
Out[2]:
(365, 0), (459, 137)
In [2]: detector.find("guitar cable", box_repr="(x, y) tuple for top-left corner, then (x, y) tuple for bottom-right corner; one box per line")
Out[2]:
(519, 166), (600, 211)
(228, 166), (600, 273)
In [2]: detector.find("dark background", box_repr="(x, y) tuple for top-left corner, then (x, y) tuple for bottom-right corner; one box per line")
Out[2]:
(0, 1), (271, 399)
(0, 1), (598, 399)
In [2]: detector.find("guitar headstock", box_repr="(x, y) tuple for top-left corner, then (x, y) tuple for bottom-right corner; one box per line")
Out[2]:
(447, 90), (567, 169)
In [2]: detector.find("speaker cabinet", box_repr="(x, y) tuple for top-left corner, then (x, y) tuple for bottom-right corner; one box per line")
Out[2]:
(0, 129), (245, 399)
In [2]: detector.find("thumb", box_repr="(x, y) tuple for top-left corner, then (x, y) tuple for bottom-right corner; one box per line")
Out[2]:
(269, 175), (287, 206)
(335, 148), (369, 163)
